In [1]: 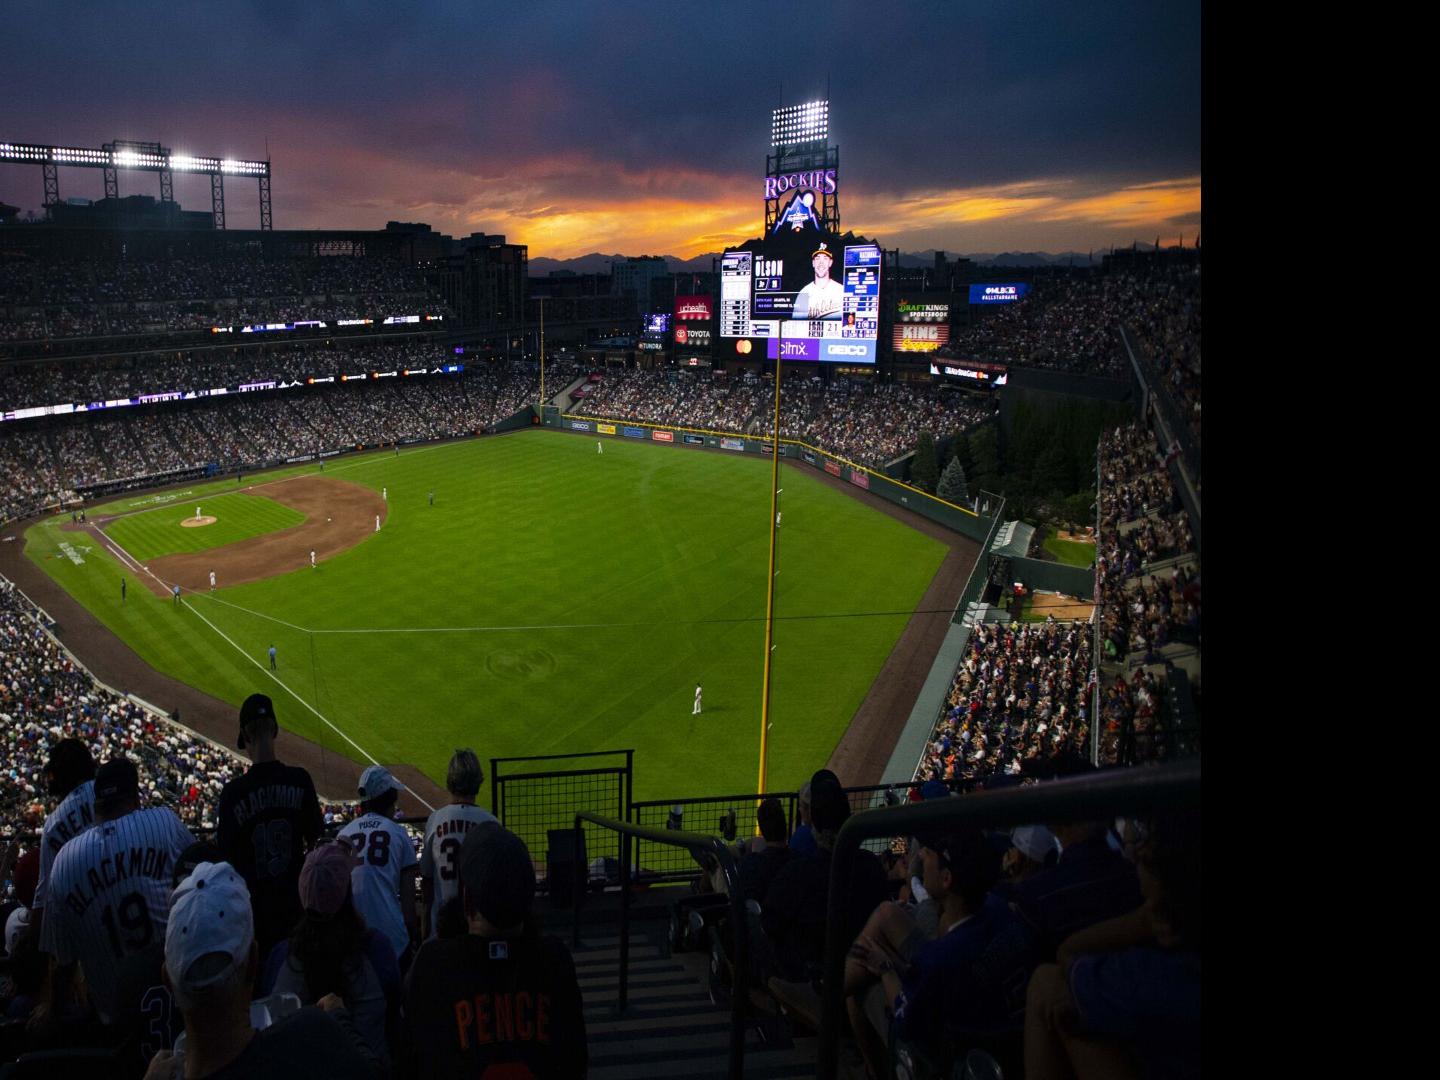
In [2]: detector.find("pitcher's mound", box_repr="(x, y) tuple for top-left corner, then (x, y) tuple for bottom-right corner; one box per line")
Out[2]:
(181, 516), (218, 528)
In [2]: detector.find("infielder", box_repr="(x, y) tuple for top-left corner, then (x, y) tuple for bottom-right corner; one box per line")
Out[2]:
(209, 570), (216, 591)
(376, 514), (381, 532)
(195, 506), (201, 520)
(310, 549), (317, 569)
(693, 684), (703, 715)
(383, 486), (388, 502)
(171, 584), (181, 605)
(39, 757), (195, 1023)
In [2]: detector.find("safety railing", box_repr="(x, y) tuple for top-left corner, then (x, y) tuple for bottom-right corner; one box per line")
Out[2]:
(816, 759), (1202, 1079)
(572, 810), (750, 1080)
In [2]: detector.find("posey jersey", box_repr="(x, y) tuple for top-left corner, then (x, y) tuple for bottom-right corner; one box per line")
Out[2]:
(40, 807), (195, 1022)
(419, 803), (498, 932)
(34, 779), (96, 909)
(337, 812), (418, 960)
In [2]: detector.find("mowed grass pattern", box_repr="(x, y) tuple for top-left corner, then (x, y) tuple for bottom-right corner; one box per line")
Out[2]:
(27, 432), (948, 802)
(103, 492), (306, 561)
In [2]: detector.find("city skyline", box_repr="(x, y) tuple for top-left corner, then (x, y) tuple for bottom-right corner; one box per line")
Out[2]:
(1, 2), (1201, 259)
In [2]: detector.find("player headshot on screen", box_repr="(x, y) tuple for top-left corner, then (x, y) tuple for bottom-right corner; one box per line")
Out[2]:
(792, 243), (845, 320)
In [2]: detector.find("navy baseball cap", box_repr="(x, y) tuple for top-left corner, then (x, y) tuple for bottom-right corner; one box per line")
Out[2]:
(94, 758), (140, 805)
(238, 693), (277, 749)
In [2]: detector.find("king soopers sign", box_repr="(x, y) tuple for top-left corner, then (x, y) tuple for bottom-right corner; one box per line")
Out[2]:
(763, 168), (837, 201)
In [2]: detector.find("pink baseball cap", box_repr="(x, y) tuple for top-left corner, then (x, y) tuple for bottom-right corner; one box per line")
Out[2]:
(299, 841), (359, 915)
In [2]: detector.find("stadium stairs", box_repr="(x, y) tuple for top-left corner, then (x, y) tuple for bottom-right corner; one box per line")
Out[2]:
(568, 890), (824, 1078)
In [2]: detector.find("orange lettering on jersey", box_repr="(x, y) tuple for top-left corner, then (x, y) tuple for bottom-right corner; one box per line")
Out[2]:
(474, 993), (493, 1044)
(536, 993), (550, 1043)
(514, 991), (533, 1040)
(453, 999), (473, 1050)
(493, 992), (514, 1042)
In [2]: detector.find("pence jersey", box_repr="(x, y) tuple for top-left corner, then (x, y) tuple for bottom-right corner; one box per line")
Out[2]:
(40, 806), (195, 1022)
(337, 812), (419, 959)
(33, 778), (97, 909)
(419, 803), (498, 933)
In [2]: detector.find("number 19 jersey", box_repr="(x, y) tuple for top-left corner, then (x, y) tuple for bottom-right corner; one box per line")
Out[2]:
(40, 806), (195, 1023)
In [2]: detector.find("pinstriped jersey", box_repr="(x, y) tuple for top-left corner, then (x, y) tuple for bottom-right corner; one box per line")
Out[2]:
(39, 807), (195, 1022)
(33, 779), (96, 910)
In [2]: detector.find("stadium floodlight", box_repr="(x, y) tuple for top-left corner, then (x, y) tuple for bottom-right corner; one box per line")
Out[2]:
(771, 100), (829, 147)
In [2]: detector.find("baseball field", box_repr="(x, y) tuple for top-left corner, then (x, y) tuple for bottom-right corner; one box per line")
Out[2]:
(21, 430), (950, 803)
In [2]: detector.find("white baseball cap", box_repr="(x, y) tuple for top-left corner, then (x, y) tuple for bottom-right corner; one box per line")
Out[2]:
(1010, 825), (1060, 864)
(165, 862), (254, 993)
(358, 764), (402, 801)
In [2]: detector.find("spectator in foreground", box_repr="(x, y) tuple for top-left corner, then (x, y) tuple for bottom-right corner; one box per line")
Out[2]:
(31, 737), (97, 926)
(260, 841), (400, 1066)
(336, 766), (420, 967)
(401, 824), (587, 1078)
(145, 861), (383, 1080)
(418, 749), (497, 940)
(218, 693), (324, 958)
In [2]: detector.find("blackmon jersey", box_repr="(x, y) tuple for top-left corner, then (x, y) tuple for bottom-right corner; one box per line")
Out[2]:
(39, 806), (195, 1022)
(419, 803), (498, 934)
(337, 812), (418, 960)
(34, 779), (96, 909)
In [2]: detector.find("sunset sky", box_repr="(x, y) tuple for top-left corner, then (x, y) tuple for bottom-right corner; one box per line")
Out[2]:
(0, 2), (1201, 259)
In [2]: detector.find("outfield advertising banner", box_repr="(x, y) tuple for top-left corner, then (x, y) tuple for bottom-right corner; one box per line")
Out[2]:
(824, 459), (842, 476)
(721, 438), (745, 451)
(570, 420), (593, 431)
(623, 426), (646, 439)
(802, 450), (817, 464)
(598, 423), (617, 434)
(849, 470), (871, 490)
(652, 430), (674, 442)
(683, 434), (705, 445)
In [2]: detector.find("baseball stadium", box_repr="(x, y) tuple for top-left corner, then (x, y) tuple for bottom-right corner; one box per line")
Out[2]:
(0, 19), (1200, 1080)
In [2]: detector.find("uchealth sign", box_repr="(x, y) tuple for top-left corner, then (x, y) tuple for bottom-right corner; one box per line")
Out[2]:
(675, 296), (712, 321)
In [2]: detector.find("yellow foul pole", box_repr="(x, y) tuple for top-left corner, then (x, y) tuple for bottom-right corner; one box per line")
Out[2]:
(538, 297), (546, 415)
(757, 348), (783, 794)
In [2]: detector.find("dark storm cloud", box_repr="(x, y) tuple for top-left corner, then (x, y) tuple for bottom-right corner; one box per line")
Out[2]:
(0, 1), (1199, 252)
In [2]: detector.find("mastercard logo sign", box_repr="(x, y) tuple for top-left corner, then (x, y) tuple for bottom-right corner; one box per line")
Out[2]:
(735, 340), (752, 355)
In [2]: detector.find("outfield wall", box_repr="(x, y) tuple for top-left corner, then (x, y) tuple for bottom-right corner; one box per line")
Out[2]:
(549, 411), (994, 543)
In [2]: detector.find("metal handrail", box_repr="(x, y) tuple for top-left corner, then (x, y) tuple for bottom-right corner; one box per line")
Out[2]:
(816, 759), (1202, 1079)
(573, 810), (751, 1080)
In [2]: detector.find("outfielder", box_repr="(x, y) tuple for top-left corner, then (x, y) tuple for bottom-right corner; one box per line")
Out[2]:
(39, 757), (195, 1023)
(597, 441), (603, 455)
(376, 514), (381, 532)
(383, 486), (388, 502)
(693, 684), (703, 715)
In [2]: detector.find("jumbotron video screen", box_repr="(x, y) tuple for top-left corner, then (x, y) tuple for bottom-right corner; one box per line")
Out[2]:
(720, 228), (881, 364)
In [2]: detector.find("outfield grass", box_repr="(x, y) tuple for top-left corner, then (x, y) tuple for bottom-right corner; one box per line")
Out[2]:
(1041, 527), (1096, 568)
(26, 432), (948, 802)
(102, 492), (305, 561)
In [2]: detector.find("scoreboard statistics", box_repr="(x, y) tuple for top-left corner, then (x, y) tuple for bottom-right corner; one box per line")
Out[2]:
(720, 232), (881, 364)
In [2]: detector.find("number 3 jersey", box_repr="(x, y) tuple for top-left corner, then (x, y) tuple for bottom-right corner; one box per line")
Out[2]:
(419, 803), (498, 934)
(217, 760), (323, 954)
(39, 806), (195, 1022)
(337, 811), (419, 960)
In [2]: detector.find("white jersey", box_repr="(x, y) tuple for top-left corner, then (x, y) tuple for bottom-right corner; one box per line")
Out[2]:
(419, 803), (498, 934)
(40, 807), (195, 1022)
(792, 277), (845, 320)
(33, 779), (96, 910)
(337, 812), (418, 960)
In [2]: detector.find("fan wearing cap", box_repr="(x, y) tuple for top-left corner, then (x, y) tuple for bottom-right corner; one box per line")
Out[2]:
(31, 738), (97, 927)
(791, 242), (846, 321)
(402, 824), (587, 1078)
(217, 694), (323, 960)
(759, 769), (889, 984)
(418, 749), (497, 941)
(846, 828), (1011, 1078)
(147, 861), (383, 1080)
(39, 757), (196, 1024)
(336, 765), (419, 966)
(258, 841), (401, 1067)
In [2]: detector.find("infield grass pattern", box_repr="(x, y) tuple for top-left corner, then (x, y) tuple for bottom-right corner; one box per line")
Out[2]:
(102, 492), (306, 561)
(26, 432), (947, 802)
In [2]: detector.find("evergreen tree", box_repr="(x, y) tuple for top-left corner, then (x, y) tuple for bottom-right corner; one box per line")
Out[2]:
(938, 456), (969, 503)
(911, 431), (940, 493)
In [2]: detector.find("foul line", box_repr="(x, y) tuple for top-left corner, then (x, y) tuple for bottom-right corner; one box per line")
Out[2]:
(181, 598), (435, 814)
(190, 591), (311, 633)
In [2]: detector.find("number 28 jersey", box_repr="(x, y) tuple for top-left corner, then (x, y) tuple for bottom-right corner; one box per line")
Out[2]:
(337, 812), (418, 960)
(40, 807), (195, 1023)
(419, 803), (498, 933)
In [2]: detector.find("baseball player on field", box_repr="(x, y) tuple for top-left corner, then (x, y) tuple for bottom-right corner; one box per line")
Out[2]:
(338, 765), (420, 966)
(693, 684), (703, 715)
(209, 570), (216, 591)
(419, 749), (497, 939)
(39, 757), (195, 1023)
